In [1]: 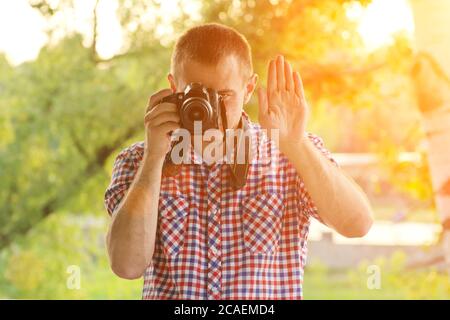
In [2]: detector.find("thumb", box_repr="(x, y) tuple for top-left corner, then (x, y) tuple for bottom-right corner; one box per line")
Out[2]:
(257, 87), (269, 117)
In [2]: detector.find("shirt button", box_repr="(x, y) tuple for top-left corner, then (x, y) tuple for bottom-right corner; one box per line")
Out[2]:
(209, 208), (219, 217)
(210, 285), (220, 294)
(210, 246), (219, 256)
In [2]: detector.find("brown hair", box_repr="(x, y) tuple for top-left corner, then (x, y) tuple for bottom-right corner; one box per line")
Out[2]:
(170, 23), (253, 82)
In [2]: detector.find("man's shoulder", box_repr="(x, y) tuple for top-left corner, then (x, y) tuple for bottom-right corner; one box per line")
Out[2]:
(115, 141), (145, 163)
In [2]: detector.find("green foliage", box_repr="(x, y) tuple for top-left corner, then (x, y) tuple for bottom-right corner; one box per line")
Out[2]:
(0, 0), (437, 299)
(0, 34), (171, 248)
(304, 251), (450, 299)
(0, 212), (141, 299)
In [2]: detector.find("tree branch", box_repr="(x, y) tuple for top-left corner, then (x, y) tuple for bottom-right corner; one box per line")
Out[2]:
(0, 125), (140, 250)
(91, 0), (100, 62)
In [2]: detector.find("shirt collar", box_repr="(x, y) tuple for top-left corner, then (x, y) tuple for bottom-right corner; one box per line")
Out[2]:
(185, 111), (258, 166)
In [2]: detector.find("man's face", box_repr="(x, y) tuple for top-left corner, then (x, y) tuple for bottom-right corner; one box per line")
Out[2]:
(169, 54), (257, 131)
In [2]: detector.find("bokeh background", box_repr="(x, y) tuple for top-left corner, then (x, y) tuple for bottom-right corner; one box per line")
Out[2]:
(0, 0), (449, 299)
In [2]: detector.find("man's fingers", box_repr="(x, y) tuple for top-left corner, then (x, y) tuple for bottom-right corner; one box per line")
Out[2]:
(147, 88), (174, 111)
(145, 103), (177, 121)
(158, 121), (181, 134)
(145, 111), (180, 127)
(268, 60), (277, 93)
(293, 71), (305, 99)
(284, 60), (294, 92)
(276, 55), (285, 91)
(257, 87), (269, 117)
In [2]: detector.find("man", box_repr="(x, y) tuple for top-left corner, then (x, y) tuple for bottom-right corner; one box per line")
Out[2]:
(104, 23), (373, 299)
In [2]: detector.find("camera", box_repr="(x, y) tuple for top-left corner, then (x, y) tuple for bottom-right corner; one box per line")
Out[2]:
(160, 82), (223, 134)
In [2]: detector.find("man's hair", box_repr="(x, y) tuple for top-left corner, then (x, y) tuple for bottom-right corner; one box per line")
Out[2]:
(170, 23), (253, 82)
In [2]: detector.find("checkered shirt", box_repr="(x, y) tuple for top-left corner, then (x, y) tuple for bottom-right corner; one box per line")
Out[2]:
(104, 112), (337, 299)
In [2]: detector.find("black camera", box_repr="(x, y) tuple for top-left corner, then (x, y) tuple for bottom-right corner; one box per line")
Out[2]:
(160, 82), (223, 134)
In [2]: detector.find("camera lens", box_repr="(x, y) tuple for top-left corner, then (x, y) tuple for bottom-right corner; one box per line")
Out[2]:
(180, 97), (213, 132)
(188, 104), (206, 122)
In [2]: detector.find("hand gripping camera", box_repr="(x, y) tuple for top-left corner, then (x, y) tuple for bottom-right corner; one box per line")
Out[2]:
(159, 82), (250, 190)
(160, 82), (223, 134)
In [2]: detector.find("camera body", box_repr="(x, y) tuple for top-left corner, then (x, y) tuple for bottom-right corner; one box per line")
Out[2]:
(160, 82), (223, 134)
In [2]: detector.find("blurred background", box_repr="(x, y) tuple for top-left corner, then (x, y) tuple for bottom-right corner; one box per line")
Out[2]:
(0, 0), (449, 299)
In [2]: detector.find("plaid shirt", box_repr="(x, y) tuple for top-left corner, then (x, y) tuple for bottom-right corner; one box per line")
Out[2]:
(104, 113), (337, 300)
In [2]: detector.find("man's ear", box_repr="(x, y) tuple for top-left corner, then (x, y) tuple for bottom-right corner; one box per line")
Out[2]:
(244, 73), (258, 105)
(167, 73), (177, 93)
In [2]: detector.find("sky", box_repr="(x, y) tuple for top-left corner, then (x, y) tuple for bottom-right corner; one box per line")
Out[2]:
(349, 0), (414, 50)
(0, 0), (414, 66)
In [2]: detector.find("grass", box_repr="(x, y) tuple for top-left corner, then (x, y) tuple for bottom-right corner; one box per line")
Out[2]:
(303, 254), (450, 300)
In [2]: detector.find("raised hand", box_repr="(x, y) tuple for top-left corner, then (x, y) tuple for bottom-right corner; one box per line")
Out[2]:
(257, 55), (309, 152)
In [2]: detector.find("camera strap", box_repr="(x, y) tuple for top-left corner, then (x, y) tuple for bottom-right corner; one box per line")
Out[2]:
(162, 100), (252, 191)
(220, 101), (251, 191)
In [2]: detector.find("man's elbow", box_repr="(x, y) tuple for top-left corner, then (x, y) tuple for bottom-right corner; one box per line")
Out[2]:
(106, 232), (151, 280)
(108, 245), (148, 280)
(110, 262), (145, 280)
(340, 209), (374, 238)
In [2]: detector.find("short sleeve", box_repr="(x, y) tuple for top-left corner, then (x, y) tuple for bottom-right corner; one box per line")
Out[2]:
(297, 133), (338, 223)
(305, 132), (338, 167)
(104, 144), (142, 216)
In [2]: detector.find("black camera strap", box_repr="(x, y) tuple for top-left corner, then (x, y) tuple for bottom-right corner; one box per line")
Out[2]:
(220, 100), (251, 191)
(162, 98), (251, 191)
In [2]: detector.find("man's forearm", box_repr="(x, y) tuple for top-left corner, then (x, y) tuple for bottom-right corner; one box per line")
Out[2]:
(106, 155), (164, 279)
(283, 136), (373, 237)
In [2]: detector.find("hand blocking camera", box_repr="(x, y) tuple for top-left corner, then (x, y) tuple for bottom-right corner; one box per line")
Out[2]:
(160, 82), (224, 134)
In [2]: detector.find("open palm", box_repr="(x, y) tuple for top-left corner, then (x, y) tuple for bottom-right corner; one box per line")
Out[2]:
(257, 55), (309, 152)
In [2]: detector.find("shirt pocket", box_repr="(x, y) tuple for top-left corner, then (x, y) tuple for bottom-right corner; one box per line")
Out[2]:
(158, 195), (189, 257)
(241, 192), (284, 255)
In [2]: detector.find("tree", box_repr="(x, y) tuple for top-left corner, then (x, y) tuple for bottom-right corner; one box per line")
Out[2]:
(1, 0), (431, 251)
(0, 34), (171, 249)
(410, 0), (450, 268)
